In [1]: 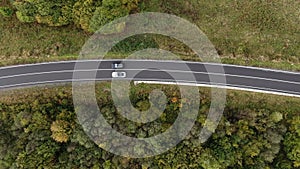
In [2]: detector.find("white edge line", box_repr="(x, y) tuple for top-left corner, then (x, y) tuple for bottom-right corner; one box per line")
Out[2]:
(133, 81), (300, 98)
(1, 59), (299, 75)
(131, 79), (300, 95)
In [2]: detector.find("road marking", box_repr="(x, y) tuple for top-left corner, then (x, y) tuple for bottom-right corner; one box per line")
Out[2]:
(133, 81), (300, 98)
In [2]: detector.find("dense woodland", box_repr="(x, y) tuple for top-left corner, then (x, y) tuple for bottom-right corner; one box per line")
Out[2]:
(0, 83), (299, 168)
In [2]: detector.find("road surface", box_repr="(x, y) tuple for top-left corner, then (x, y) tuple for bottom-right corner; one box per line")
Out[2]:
(0, 60), (299, 97)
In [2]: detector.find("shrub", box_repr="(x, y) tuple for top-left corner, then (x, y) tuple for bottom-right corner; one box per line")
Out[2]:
(12, 0), (72, 26)
(0, 7), (14, 17)
(13, 1), (37, 23)
(34, 0), (75, 26)
(88, 0), (140, 32)
(50, 120), (72, 143)
(72, 0), (102, 31)
(88, 5), (129, 32)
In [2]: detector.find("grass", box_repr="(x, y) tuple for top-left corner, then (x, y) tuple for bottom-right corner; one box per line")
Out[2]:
(1, 53), (299, 72)
(141, 0), (299, 61)
(0, 0), (90, 62)
(0, 0), (299, 71)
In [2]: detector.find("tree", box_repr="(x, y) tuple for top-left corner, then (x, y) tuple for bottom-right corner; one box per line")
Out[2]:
(72, 0), (101, 31)
(11, 0), (140, 32)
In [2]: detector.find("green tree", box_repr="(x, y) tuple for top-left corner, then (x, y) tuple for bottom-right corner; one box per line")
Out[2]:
(0, 6), (14, 17)
(13, 1), (37, 22)
(72, 0), (102, 31)
(284, 116), (300, 168)
(88, 0), (140, 32)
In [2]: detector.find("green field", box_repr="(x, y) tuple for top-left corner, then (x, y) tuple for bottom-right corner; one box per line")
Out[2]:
(0, 0), (299, 70)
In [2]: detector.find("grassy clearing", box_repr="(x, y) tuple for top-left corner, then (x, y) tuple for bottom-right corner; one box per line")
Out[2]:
(221, 56), (300, 72)
(0, 0), (299, 71)
(141, 0), (300, 62)
(1, 53), (299, 72)
(0, 0), (90, 62)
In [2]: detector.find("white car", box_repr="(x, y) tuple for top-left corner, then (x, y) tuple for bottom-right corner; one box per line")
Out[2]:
(111, 63), (124, 69)
(112, 72), (126, 78)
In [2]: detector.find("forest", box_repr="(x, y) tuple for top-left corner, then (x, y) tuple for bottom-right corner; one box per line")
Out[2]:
(0, 83), (299, 168)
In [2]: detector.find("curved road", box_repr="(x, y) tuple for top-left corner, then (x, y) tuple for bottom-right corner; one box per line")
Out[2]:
(0, 60), (299, 97)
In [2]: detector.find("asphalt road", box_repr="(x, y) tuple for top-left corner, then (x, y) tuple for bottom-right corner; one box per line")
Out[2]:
(0, 60), (299, 97)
